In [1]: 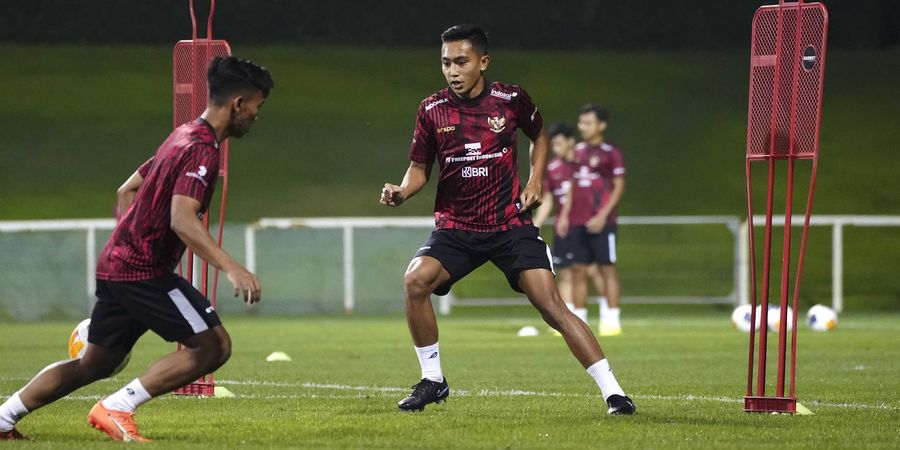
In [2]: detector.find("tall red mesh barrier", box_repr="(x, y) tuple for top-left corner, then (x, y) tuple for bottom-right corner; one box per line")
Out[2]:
(744, 1), (828, 414)
(172, 23), (232, 397)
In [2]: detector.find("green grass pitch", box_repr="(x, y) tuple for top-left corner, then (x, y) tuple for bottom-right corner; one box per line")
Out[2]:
(2, 305), (898, 448)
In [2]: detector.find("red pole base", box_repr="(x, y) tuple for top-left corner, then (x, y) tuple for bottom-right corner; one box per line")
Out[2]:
(174, 381), (216, 397)
(744, 396), (797, 413)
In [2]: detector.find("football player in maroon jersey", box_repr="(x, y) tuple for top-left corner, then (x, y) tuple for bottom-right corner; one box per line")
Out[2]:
(381, 24), (634, 416)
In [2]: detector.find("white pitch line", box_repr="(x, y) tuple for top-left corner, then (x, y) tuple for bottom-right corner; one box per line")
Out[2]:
(4, 378), (897, 411)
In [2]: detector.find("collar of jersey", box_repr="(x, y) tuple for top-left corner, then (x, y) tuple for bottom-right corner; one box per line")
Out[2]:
(447, 78), (491, 107)
(194, 117), (220, 148)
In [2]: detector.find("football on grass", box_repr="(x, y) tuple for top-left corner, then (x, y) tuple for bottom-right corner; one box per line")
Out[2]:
(806, 304), (838, 331)
(68, 318), (131, 376)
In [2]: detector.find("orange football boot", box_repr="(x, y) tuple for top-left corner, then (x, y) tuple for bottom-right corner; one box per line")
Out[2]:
(87, 400), (151, 442)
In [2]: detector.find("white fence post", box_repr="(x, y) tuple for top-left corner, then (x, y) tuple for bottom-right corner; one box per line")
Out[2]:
(343, 224), (354, 314)
(832, 222), (843, 313)
(738, 220), (750, 306)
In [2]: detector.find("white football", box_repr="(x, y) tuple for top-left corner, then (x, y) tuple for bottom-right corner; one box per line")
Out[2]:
(731, 304), (762, 332)
(806, 304), (838, 331)
(766, 306), (794, 332)
(67, 318), (131, 376)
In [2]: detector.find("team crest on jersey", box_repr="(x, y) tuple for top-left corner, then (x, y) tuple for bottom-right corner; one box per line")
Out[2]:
(488, 115), (506, 133)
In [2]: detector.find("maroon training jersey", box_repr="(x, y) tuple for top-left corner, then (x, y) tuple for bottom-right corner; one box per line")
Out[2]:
(573, 141), (626, 225)
(96, 119), (221, 281)
(409, 81), (544, 232)
(544, 157), (596, 226)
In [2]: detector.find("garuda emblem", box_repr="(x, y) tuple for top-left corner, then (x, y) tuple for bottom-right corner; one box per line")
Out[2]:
(488, 115), (506, 133)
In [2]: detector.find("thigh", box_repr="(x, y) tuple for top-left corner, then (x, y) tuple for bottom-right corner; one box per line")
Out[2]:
(414, 229), (486, 296)
(105, 274), (223, 343)
(490, 225), (555, 293)
(588, 224), (618, 265)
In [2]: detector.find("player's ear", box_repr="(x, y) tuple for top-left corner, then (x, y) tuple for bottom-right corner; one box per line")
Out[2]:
(479, 54), (490, 72)
(599, 121), (607, 133)
(230, 95), (244, 113)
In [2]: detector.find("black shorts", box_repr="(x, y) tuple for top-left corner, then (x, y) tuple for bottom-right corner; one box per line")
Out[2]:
(414, 225), (555, 296)
(552, 225), (618, 267)
(586, 224), (618, 265)
(90, 273), (222, 351)
(551, 227), (591, 268)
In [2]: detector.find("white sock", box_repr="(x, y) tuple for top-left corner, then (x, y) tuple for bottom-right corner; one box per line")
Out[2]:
(0, 393), (28, 432)
(415, 343), (443, 382)
(607, 307), (621, 327)
(101, 379), (152, 413)
(587, 359), (625, 400)
(599, 297), (609, 317)
(574, 307), (588, 324)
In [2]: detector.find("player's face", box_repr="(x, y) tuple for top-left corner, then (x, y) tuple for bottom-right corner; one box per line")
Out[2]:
(228, 90), (266, 138)
(551, 135), (575, 160)
(441, 40), (490, 99)
(577, 112), (606, 141)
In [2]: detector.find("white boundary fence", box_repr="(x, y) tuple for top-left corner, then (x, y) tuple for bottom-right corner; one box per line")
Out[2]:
(738, 215), (900, 313)
(3, 215), (898, 315)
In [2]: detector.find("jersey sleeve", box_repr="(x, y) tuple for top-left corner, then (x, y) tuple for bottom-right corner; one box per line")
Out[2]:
(172, 145), (220, 203)
(514, 87), (544, 141)
(137, 156), (154, 177)
(408, 102), (437, 164)
(611, 147), (626, 178)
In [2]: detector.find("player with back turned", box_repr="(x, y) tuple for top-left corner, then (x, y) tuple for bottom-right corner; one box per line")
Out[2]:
(0, 57), (273, 442)
(380, 24), (635, 415)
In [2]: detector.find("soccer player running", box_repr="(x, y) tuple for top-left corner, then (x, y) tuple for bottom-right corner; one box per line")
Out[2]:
(0, 57), (273, 442)
(575, 104), (626, 336)
(379, 24), (635, 415)
(534, 123), (592, 325)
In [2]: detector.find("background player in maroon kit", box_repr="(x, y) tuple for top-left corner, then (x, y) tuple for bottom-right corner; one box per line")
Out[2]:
(0, 57), (272, 442)
(575, 104), (627, 336)
(380, 24), (634, 415)
(534, 122), (590, 324)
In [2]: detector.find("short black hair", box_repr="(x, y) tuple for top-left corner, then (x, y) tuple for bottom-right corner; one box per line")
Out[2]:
(441, 24), (489, 55)
(579, 103), (610, 122)
(547, 122), (575, 139)
(207, 56), (274, 105)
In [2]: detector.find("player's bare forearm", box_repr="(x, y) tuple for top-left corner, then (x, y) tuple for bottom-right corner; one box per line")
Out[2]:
(533, 192), (555, 227)
(381, 161), (431, 207)
(115, 170), (144, 217)
(170, 195), (240, 272)
(520, 130), (549, 210)
(597, 177), (625, 217)
(171, 195), (260, 302)
(526, 131), (549, 189)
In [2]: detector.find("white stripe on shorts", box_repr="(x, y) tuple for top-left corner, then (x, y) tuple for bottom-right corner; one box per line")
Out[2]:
(167, 288), (209, 334)
(537, 236), (556, 276)
(608, 232), (617, 264)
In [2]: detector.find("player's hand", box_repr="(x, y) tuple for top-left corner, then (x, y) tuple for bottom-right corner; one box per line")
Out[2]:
(380, 183), (406, 207)
(586, 213), (607, 233)
(226, 266), (261, 304)
(518, 183), (542, 211)
(555, 216), (570, 238)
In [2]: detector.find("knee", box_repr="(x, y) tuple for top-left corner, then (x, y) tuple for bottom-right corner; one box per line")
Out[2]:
(404, 271), (434, 300)
(197, 332), (231, 370)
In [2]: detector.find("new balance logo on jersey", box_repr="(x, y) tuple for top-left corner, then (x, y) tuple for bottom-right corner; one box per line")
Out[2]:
(205, 306), (215, 314)
(462, 167), (489, 178)
(186, 165), (209, 186)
